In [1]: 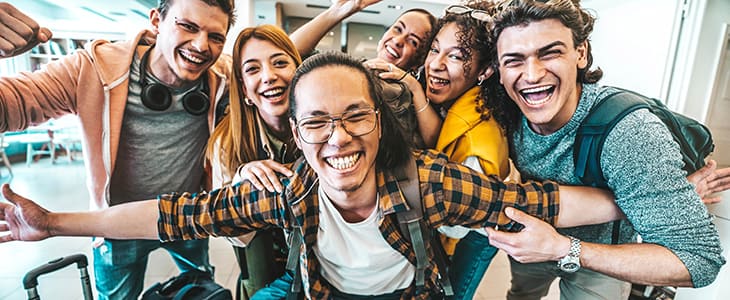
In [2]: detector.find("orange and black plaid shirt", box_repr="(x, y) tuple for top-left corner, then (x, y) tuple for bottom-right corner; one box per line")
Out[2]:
(158, 149), (560, 299)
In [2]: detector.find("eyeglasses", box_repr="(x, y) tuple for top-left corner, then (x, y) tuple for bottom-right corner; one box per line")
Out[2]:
(295, 108), (379, 144)
(445, 5), (493, 23)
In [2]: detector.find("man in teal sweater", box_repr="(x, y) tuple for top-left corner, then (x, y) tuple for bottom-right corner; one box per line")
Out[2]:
(485, 0), (726, 299)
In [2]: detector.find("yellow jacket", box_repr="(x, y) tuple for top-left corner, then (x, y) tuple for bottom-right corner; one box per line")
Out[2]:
(435, 86), (510, 254)
(436, 87), (509, 178)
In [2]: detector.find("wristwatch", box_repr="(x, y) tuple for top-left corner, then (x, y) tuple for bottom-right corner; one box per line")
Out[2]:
(557, 236), (581, 273)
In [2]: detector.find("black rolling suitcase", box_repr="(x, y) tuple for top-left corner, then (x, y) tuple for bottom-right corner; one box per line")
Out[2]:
(23, 254), (93, 300)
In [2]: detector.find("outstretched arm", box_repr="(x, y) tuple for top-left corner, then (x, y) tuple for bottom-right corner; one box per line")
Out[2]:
(0, 2), (52, 58)
(486, 208), (692, 287)
(0, 184), (158, 242)
(290, 0), (381, 56)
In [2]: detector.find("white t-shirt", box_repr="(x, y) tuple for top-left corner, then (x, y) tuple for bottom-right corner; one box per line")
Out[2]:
(313, 188), (414, 295)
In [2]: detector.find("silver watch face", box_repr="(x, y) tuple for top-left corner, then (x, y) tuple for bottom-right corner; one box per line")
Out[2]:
(558, 256), (581, 273)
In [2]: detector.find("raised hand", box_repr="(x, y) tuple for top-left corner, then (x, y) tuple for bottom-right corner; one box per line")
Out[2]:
(687, 159), (730, 204)
(0, 184), (53, 242)
(0, 2), (52, 58)
(484, 207), (571, 263)
(235, 159), (293, 193)
(331, 0), (383, 16)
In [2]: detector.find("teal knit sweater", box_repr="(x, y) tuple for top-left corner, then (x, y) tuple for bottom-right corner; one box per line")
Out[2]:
(512, 83), (725, 287)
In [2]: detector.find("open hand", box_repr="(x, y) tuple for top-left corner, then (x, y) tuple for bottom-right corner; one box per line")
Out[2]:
(485, 207), (571, 263)
(0, 184), (53, 242)
(331, 0), (383, 16)
(687, 159), (730, 204)
(235, 159), (293, 193)
(0, 2), (52, 58)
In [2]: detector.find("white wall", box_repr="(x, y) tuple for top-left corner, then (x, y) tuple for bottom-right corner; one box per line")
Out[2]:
(675, 0), (730, 121)
(583, 0), (682, 99)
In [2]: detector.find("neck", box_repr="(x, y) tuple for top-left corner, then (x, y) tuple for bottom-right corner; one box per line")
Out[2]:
(261, 114), (292, 141)
(320, 169), (378, 223)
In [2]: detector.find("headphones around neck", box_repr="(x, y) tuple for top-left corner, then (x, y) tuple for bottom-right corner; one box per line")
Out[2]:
(139, 46), (210, 116)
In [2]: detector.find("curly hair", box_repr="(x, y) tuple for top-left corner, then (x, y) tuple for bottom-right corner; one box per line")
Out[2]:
(492, 0), (603, 83)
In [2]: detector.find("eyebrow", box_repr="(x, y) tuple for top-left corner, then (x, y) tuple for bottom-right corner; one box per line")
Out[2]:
(398, 20), (425, 42)
(175, 17), (226, 40)
(242, 52), (289, 66)
(500, 41), (567, 60)
(299, 102), (372, 118)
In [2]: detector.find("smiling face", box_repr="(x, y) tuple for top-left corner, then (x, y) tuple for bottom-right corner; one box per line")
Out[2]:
(291, 65), (380, 194)
(376, 11), (432, 70)
(239, 38), (297, 124)
(424, 22), (483, 105)
(149, 0), (228, 88)
(497, 18), (588, 135)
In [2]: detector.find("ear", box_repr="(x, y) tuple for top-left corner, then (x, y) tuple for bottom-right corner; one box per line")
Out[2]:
(149, 9), (161, 35)
(290, 119), (303, 150)
(576, 40), (589, 69)
(478, 67), (495, 82)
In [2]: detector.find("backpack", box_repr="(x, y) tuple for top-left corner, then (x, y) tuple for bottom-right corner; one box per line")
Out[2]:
(142, 269), (232, 300)
(284, 157), (453, 299)
(574, 87), (715, 188)
(573, 87), (715, 244)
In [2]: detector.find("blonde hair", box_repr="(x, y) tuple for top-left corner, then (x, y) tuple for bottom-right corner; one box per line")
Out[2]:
(206, 24), (303, 179)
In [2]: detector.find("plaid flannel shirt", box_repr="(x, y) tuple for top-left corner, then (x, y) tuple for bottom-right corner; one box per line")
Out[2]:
(158, 149), (560, 299)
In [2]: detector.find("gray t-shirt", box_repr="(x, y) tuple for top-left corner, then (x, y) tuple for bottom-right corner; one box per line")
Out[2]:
(109, 52), (208, 205)
(511, 83), (724, 287)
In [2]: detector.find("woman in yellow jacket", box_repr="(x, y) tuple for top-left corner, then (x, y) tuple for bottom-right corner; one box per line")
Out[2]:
(422, 2), (511, 299)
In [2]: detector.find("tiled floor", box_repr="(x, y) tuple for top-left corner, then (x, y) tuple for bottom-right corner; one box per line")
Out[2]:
(0, 157), (558, 300)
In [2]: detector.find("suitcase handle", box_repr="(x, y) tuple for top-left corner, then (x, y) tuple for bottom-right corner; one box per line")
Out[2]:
(23, 254), (93, 300)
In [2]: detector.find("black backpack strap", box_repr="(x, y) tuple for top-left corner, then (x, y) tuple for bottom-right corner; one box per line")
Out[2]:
(574, 90), (650, 244)
(574, 90), (650, 188)
(285, 224), (302, 300)
(395, 157), (453, 296)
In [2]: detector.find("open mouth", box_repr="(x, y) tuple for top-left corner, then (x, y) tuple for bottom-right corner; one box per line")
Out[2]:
(385, 45), (401, 59)
(325, 153), (361, 170)
(178, 49), (209, 66)
(260, 87), (287, 102)
(428, 75), (449, 93)
(519, 85), (555, 106)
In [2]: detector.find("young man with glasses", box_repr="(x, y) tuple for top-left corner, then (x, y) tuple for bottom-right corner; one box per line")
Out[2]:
(0, 1), (234, 298)
(0, 51), (627, 299)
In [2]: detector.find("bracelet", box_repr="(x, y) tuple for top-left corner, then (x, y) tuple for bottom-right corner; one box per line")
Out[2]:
(415, 98), (431, 114)
(397, 71), (409, 81)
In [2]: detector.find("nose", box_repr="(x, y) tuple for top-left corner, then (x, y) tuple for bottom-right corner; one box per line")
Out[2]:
(327, 120), (352, 146)
(190, 33), (210, 52)
(261, 64), (278, 85)
(427, 53), (445, 72)
(524, 57), (546, 83)
(392, 33), (406, 48)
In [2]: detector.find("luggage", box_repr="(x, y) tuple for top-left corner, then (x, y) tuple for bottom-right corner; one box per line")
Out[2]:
(23, 254), (93, 300)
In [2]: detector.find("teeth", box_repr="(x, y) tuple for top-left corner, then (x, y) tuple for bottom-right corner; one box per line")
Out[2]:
(386, 45), (400, 58)
(179, 50), (205, 64)
(429, 77), (448, 84)
(520, 85), (553, 105)
(262, 87), (285, 97)
(326, 153), (360, 170)
(521, 86), (551, 94)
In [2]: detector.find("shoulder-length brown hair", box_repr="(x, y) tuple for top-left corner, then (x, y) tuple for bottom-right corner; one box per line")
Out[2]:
(206, 24), (303, 179)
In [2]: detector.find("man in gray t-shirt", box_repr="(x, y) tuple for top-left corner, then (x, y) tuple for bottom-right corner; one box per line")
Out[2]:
(484, 1), (725, 299)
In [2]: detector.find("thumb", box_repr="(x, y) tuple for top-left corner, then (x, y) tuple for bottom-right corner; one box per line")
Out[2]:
(505, 207), (538, 226)
(38, 27), (53, 43)
(2, 184), (26, 205)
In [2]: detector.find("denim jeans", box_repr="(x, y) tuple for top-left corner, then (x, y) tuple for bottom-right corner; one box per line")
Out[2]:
(92, 238), (210, 300)
(250, 271), (293, 300)
(447, 231), (499, 300)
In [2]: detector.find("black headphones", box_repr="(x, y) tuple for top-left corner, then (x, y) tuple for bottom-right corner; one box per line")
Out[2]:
(139, 46), (210, 116)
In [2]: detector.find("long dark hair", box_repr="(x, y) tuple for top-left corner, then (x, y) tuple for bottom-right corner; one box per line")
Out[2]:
(289, 51), (412, 170)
